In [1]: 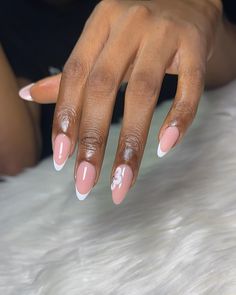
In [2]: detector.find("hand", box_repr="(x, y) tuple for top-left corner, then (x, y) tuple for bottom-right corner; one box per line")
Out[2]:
(19, 0), (223, 204)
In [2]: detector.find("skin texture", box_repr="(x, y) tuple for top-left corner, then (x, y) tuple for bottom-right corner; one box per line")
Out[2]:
(0, 46), (41, 175)
(27, 0), (236, 197)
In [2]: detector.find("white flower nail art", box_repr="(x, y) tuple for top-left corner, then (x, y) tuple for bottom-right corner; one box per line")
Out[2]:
(111, 167), (123, 191)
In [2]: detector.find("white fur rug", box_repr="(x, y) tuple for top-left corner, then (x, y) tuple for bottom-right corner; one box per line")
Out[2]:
(1, 80), (236, 295)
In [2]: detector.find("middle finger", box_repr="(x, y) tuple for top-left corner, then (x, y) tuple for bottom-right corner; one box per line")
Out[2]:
(74, 15), (142, 200)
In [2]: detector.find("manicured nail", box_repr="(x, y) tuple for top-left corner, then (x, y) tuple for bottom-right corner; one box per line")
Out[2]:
(75, 161), (96, 201)
(19, 83), (35, 101)
(111, 165), (133, 205)
(53, 134), (71, 171)
(157, 126), (180, 158)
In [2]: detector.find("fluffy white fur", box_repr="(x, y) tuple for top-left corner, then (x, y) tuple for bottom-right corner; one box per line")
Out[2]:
(1, 80), (236, 295)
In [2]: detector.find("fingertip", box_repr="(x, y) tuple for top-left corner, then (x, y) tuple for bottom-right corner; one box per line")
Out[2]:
(30, 76), (60, 103)
(19, 83), (35, 101)
(157, 143), (167, 158)
(53, 159), (66, 172)
(111, 165), (133, 205)
(53, 133), (71, 171)
(75, 187), (90, 201)
(157, 126), (180, 158)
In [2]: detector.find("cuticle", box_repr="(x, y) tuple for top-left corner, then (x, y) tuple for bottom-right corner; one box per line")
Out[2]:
(169, 119), (179, 128)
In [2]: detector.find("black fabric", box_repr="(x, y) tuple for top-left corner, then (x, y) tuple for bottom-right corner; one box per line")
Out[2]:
(0, 0), (234, 159)
(0, 0), (100, 159)
(0, 0), (98, 80)
(222, 1), (236, 24)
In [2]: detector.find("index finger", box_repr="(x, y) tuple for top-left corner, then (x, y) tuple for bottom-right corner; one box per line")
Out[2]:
(52, 3), (111, 171)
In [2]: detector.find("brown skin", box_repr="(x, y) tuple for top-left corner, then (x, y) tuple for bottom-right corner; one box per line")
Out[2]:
(3, 0), (236, 185)
(28, 0), (236, 190)
(205, 17), (236, 88)
(0, 46), (41, 175)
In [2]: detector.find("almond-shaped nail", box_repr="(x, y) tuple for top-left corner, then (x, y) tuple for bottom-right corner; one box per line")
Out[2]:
(75, 161), (96, 201)
(53, 134), (71, 171)
(157, 126), (180, 158)
(19, 83), (35, 101)
(111, 165), (133, 205)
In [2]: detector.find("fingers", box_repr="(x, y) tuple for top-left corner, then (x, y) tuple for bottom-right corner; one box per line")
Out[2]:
(111, 35), (177, 205)
(18, 1), (208, 209)
(30, 75), (61, 103)
(157, 42), (206, 158)
(18, 3), (120, 103)
(74, 14), (142, 200)
(19, 74), (61, 103)
(52, 4), (111, 171)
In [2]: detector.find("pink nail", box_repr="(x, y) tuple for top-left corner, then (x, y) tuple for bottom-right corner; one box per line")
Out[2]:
(157, 126), (180, 158)
(19, 83), (35, 101)
(75, 161), (96, 201)
(111, 165), (133, 205)
(53, 134), (71, 171)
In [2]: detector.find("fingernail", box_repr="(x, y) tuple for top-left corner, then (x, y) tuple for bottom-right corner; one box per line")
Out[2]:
(75, 161), (96, 201)
(53, 134), (71, 171)
(111, 165), (133, 205)
(157, 126), (180, 158)
(19, 83), (35, 101)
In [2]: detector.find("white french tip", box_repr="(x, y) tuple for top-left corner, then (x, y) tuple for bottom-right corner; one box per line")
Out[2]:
(75, 187), (90, 201)
(19, 83), (35, 101)
(157, 144), (167, 158)
(53, 159), (66, 172)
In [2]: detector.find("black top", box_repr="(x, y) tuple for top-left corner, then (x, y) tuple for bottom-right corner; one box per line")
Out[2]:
(0, 0), (234, 159)
(0, 0), (100, 158)
(0, 0), (98, 80)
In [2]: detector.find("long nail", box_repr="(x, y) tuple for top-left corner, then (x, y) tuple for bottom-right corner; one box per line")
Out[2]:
(75, 161), (96, 201)
(111, 165), (133, 205)
(53, 134), (71, 171)
(157, 126), (180, 158)
(19, 83), (35, 101)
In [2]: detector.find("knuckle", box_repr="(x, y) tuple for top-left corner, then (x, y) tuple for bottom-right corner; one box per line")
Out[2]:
(80, 129), (104, 152)
(184, 22), (203, 41)
(63, 58), (88, 82)
(88, 68), (117, 97)
(120, 131), (144, 155)
(160, 17), (202, 41)
(97, 0), (116, 11)
(128, 4), (151, 19)
(55, 105), (80, 131)
(158, 17), (177, 32)
(127, 73), (158, 102)
(185, 22), (201, 35)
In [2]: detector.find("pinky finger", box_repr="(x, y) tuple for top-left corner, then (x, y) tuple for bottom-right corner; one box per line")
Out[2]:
(157, 48), (206, 158)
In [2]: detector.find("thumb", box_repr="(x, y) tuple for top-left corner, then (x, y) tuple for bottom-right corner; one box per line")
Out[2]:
(19, 74), (61, 104)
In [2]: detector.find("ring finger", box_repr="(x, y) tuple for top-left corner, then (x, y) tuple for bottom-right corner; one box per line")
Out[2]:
(111, 33), (177, 204)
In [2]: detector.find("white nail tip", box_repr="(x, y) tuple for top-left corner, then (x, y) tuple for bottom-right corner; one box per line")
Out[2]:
(75, 188), (90, 201)
(157, 144), (167, 158)
(19, 83), (35, 101)
(53, 159), (66, 172)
